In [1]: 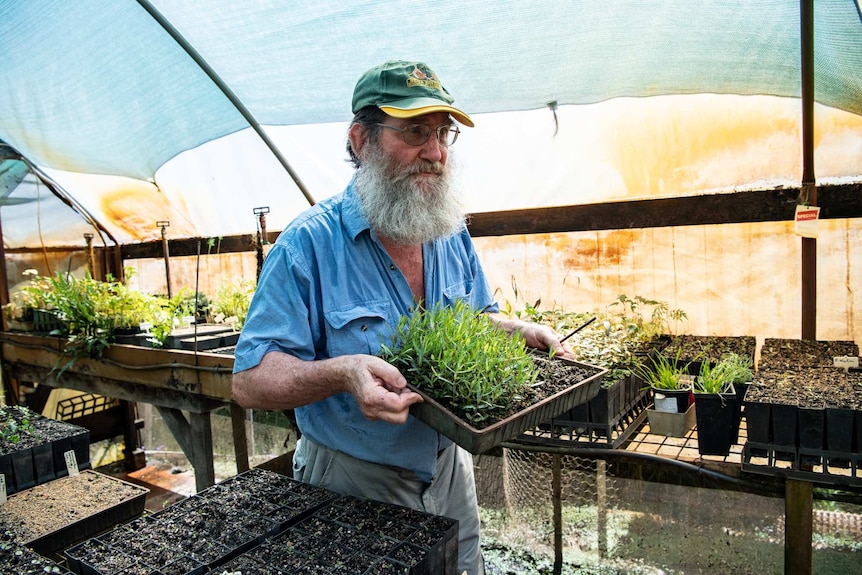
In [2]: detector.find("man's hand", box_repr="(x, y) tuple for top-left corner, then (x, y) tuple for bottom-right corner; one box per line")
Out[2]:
(519, 323), (576, 360)
(486, 313), (576, 360)
(343, 355), (424, 424)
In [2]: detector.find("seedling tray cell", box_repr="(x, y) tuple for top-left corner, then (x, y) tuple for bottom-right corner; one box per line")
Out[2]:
(409, 358), (606, 454)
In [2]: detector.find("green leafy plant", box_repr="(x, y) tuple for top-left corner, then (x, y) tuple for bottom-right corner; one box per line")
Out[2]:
(0, 406), (35, 445)
(211, 279), (256, 331)
(608, 294), (687, 340)
(168, 287), (210, 323)
(500, 289), (687, 385)
(695, 360), (732, 395)
(3, 269), (51, 322)
(715, 352), (754, 385)
(379, 299), (538, 426)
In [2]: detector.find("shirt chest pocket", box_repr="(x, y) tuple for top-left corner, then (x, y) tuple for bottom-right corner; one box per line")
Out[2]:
(323, 300), (392, 357)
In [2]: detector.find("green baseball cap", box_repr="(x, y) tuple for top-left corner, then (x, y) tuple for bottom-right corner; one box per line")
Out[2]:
(352, 60), (474, 127)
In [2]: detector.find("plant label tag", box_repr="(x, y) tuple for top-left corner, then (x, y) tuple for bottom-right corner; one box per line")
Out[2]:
(654, 393), (677, 412)
(65, 450), (80, 477)
(182, 315), (196, 326)
(834, 356), (859, 369)
(795, 205), (820, 238)
(139, 321), (153, 333)
(0, 475), (6, 505)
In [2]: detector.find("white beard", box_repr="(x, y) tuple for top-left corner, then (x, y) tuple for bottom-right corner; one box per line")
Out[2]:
(353, 144), (465, 245)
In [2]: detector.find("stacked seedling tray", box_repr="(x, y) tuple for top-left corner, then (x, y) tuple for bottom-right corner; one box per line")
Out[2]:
(742, 339), (862, 486)
(1, 406), (90, 496)
(64, 467), (459, 575)
(528, 373), (652, 448)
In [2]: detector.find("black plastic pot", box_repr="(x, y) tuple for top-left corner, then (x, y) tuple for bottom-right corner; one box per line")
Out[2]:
(693, 388), (736, 456)
(0, 453), (13, 495)
(798, 405), (825, 468)
(743, 400), (771, 457)
(855, 411), (862, 454)
(32, 441), (55, 485)
(589, 381), (622, 425)
(825, 406), (854, 468)
(728, 381), (750, 444)
(770, 402), (798, 452)
(10, 446), (36, 492)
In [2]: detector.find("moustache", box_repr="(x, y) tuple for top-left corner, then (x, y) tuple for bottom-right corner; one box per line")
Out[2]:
(404, 161), (445, 176)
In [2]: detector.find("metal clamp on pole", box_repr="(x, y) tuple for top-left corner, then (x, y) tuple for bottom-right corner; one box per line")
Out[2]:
(157, 220), (172, 298)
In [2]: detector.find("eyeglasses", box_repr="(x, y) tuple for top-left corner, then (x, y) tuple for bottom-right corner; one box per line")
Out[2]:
(375, 123), (460, 147)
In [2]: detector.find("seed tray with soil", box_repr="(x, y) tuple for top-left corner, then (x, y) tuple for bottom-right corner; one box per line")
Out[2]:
(409, 354), (606, 454)
(63, 467), (460, 575)
(0, 470), (147, 556)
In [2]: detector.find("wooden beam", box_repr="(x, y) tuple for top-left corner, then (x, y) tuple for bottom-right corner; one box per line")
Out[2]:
(2, 184), (858, 259)
(467, 185), (862, 238)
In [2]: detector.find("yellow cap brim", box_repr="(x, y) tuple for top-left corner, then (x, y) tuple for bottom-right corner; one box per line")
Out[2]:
(380, 103), (474, 128)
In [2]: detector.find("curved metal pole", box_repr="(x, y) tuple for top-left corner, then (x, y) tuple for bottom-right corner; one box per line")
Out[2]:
(135, 0), (316, 207)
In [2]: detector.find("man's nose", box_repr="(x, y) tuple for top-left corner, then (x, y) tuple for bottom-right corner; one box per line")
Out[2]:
(418, 134), (445, 162)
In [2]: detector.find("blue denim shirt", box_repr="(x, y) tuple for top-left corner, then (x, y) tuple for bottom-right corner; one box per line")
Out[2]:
(233, 180), (499, 482)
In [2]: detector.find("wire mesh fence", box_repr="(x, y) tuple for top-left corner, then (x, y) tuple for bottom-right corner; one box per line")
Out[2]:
(474, 446), (862, 575)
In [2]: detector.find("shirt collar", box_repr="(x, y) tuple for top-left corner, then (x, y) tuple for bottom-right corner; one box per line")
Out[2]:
(342, 178), (372, 241)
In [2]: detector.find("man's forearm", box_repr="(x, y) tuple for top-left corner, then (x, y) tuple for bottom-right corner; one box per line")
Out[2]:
(231, 351), (351, 410)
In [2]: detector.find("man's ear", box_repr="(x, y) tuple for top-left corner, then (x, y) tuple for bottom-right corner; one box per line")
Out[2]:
(348, 123), (367, 161)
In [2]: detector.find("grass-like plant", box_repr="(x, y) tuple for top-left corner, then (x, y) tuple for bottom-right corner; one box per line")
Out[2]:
(379, 299), (538, 426)
(694, 352), (753, 394)
(695, 360), (732, 394)
(715, 352), (754, 385)
(637, 348), (693, 391)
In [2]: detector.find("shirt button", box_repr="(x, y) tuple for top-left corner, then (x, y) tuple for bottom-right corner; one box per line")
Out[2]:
(389, 264), (396, 271)
(361, 324), (368, 332)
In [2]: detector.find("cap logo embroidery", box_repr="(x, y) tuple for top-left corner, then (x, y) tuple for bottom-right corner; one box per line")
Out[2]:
(406, 65), (442, 91)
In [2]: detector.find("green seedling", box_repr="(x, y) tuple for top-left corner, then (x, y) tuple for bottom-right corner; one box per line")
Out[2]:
(379, 299), (538, 426)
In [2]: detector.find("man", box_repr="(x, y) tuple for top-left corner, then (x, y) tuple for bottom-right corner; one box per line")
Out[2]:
(232, 60), (574, 575)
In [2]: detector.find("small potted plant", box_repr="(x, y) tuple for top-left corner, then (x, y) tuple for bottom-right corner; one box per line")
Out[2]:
(692, 354), (749, 455)
(639, 349), (697, 437)
(639, 349), (695, 413)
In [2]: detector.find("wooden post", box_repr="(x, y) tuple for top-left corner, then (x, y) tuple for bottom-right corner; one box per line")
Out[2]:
(231, 402), (250, 473)
(785, 478), (813, 575)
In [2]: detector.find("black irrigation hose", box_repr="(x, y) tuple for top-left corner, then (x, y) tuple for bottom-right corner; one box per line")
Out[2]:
(501, 440), (862, 504)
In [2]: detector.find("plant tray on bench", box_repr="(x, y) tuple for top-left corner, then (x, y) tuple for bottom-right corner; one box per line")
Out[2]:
(409, 357), (606, 454)
(0, 470), (148, 556)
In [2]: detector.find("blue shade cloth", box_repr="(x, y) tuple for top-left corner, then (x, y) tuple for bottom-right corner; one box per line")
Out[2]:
(0, 1), (861, 248)
(2, 0), (861, 182)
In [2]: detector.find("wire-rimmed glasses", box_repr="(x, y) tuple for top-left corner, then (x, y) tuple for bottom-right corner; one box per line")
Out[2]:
(375, 123), (460, 147)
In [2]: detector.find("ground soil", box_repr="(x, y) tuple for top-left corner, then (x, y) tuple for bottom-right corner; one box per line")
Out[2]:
(747, 339), (862, 408)
(662, 334), (757, 364)
(0, 470), (145, 544)
(758, 338), (859, 370)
